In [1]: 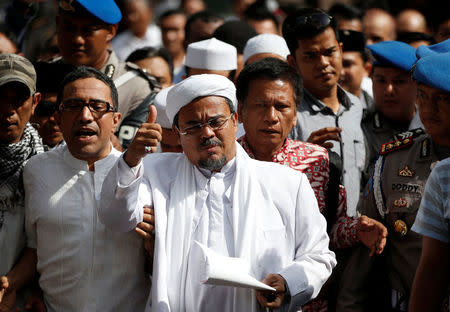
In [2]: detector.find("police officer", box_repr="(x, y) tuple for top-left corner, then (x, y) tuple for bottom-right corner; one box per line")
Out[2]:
(362, 41), (421, 184)
(337, 49), (450, 312)
(55, 0), (160, 148)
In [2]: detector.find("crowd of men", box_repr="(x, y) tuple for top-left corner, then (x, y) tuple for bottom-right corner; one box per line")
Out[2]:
(0, 0), (449, 311)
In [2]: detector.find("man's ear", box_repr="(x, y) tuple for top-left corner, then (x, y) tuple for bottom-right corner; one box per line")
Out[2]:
(111, 112), (122, 132)
(287, 54), (299, 73)
(237, 101), (244, 123)
(31, 92), (41, 114)
(106, 24), (118, 42)
(364, 61), (373, 77)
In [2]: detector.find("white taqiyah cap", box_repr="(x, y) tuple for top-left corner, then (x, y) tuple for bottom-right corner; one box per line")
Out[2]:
(154, 86), (173, 129)
(185, 38), (237, 71)
(243, 34), (290, 63)
(166, 74), (237, 124)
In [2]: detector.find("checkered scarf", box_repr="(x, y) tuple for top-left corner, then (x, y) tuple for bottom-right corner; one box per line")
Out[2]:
(0, 123), (44, 212)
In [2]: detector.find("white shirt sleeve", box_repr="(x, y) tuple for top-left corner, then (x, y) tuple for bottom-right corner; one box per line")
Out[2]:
(278, 173), (336, 306)
(98, 156), (150, 232)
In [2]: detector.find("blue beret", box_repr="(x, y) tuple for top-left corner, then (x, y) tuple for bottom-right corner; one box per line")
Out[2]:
(59, 0), (122, 24)
(416, 39), (450, 59)
(367, 41), (417, 72)
(413, 52), (450, 93)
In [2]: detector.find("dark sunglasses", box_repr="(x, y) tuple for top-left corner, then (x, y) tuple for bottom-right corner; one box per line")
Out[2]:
(294, 12), (333, 29)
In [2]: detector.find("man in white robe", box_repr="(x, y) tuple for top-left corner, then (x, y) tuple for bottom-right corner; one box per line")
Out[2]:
(99, 74), (336, 311)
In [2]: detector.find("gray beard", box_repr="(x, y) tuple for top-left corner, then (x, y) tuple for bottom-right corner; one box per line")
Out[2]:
(198, 155), (227, 171)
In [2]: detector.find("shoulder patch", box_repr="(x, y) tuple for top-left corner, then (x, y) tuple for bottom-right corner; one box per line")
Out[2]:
(420, 138), (430, 158)
(124, 62), (161, 91)
(392, 128), (425, 141)
(380, 137), (413, 155)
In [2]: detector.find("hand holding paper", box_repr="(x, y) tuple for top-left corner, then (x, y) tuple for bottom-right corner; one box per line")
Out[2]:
(194, 241), (276, 292)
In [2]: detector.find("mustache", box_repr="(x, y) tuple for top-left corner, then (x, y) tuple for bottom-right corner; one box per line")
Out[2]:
(199, 138), (223, 148)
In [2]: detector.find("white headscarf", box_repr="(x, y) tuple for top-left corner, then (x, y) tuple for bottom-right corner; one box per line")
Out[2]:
(166, 74), (237, 124)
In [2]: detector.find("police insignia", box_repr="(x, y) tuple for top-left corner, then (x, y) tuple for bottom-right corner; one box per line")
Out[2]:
(420, 138), (430, 158)
(394, 219), (408, 236)
(398, 165), (415, 177)
(59, 0), (75, 12)
(393, 198), (407, 207)
(380, 138), (412, 155)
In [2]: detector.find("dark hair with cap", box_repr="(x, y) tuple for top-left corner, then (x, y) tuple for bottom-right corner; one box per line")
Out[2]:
(328, 3), (362, 22)
(243, 3), (279, 30)
(159, 8), (186, 24)
(57, 66), (119, 109)
(126, 46), (174, 80)
(58, 0), (122, 25)
(339, 29), (371, 63)
(236, 57), (303, 107)
(185, 10), (223, 41)
(213, 20), (257, 54)
(282, 8), (339, 55)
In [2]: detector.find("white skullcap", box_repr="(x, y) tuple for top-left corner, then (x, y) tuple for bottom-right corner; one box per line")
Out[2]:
(243, 34), (290, 63)
(185, 38), (237, 71)
(166, 74), (237, 124)
(154, 86), (173, 129)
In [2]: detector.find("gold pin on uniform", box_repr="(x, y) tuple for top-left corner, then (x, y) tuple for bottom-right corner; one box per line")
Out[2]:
(394, 220), (408, 236)
(393, 198), (407, 207)
(398, 165), (415, 177)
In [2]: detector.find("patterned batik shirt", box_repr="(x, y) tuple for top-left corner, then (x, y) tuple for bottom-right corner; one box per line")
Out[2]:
(238, 136), (359, 250)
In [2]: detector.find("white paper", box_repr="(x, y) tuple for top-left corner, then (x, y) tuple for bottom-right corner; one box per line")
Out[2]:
(194, 241), (276, 292)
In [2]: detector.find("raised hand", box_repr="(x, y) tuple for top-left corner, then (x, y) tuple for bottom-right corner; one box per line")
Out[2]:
(357, 215), (388, 256)
(307, 127), (342, 149)
(124, 105), (162, 168)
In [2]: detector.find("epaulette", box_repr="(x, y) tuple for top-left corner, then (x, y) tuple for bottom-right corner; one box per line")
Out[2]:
(125, 62), (161, 92)
(392, 128), (425, 141)
(380, 137), (413, 155)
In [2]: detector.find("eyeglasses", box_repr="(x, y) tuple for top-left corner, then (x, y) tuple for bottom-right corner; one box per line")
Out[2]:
(294, 12), (333, 29)
(59, 98), (116, 117)
(176, 113), (234, 136)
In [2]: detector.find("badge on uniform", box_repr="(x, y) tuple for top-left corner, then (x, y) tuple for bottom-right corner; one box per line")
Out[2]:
(393, 197), (407, 207)
(380, 138), (412, 155)
(394, 219), (408, 236)
(397, 165), (415, 177)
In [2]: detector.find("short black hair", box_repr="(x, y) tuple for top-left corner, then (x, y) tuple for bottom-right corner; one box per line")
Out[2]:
(328, 3), (362, 21)
(213, 20), (257, 54)
(173, 97), (235, 128)
(185, 10), (223, 41)
(35, 62), (75, 93)
(282, 8), (339, 55)
(159, 8), (186, 24)
(126, 46), (174, 79)
(236, 57), (303, 107)
(397, 32), (436, 46)
(243, 3), (279, 29)
(57, 66), (119, 109)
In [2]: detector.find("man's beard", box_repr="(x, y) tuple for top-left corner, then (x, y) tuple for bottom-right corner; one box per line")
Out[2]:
(198, 155), (227, 171)
(198, 138), (227, 171)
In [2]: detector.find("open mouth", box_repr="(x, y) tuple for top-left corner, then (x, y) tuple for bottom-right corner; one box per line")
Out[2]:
(75, 128), (97, 139)
(260, 128), (279, 135)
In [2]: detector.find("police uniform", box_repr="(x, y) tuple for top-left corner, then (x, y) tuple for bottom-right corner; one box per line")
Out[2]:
(361, 110), (414, 184)
(337, 130), (450, 311)
(56, 0), (160, 148)
(101, 50), (160, 148)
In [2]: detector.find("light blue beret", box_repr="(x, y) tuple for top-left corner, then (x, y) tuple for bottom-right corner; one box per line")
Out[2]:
(416, 39), (450, 59)
(59, 0), (122, 24)
(368, 41), (417, 72)
(413, 52), (450, 93)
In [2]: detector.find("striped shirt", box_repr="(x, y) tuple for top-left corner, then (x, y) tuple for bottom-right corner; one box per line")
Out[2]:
(412, 157), (450, 243)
